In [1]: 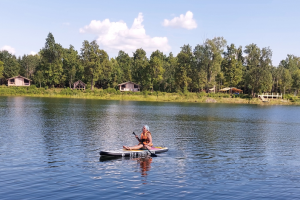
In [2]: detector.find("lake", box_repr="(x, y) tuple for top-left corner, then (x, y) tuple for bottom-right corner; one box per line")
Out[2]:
(1, 96), (300, 199)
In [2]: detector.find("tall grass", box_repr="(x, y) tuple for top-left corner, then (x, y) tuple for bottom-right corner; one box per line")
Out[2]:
(0, 86), (295, 104)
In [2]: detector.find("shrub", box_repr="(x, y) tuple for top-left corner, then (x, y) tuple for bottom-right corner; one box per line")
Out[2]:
(178, 91), (183, 96)
(85, 89), (92, 93)
(143, 90), (148, 97)
(197, 92), (207, 98)
(105, 88), (117, 94)
(29, 85), (37, 89)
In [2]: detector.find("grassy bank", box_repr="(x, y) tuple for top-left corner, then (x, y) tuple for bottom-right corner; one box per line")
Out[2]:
(0, 85), (298, 105)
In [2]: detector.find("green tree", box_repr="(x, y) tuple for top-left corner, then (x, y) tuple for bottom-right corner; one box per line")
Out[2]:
(81, 40), (111, 90)
(0, 60), (4, 79)
(280, 55), (300, 75)
(292, 69), (300, 95)
(81, 40), (102, 90)
(110, 58), (122, 88)
(149, 50), (165, 91)
(34, 70), (44, 88)
(63, 45), (83, 88)
(244, 44), (273, 95)
(20, 54), (40, 78)
(193, 44), (209, 91)
(0, 50), (20, 79)
(162, 52), (177, 92)
(193, 37), (227, 90)
(97, 49), (112, 89)
(132, 48), (149, 89)
(221, 44), (243, 88)
(40, 32), (65, 87)
(279, 67), (292, 97)
(116, 50), (131, 82)
(175, 45), (193, 92)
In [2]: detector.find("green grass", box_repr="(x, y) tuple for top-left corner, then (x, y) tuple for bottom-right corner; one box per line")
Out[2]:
(0, 85), (297, 105)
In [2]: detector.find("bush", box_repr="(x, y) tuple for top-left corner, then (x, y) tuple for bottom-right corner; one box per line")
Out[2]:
(86, 83), (91, 90)
(197, 92), (207, 98)
(85, 89), (92, 93)
(207, 93), (216, 97)
(143, 90), (148, 97)
(59, 88), (73, 96)
(29, 85), (37, 90)
(104, 88), (117, 94)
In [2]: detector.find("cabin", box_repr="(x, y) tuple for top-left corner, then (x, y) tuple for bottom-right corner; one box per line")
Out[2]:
(118, 81), (140, 92)
(73, 80), (86, 90)
(7, 75), (31, 86)
(219, 87), (243, 94)
(208, 86), (215, 93)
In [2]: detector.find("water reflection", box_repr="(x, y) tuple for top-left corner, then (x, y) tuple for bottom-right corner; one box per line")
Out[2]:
(99, 156), (152, 184)
(136, 157), (152, 184)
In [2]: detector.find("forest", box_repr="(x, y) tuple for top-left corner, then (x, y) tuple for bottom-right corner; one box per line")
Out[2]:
(1, 32), (300, 96)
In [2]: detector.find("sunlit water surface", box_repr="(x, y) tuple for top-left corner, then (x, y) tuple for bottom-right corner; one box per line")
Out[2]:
(1, 96), (300, 199)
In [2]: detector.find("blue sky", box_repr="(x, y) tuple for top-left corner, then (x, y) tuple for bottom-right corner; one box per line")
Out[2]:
(1, 0), (299, 65)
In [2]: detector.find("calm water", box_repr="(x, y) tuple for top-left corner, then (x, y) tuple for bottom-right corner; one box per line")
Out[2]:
(1, 96), (300, 199)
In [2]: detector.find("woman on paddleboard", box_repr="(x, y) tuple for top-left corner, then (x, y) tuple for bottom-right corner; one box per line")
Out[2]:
(123, 125), (153, 150)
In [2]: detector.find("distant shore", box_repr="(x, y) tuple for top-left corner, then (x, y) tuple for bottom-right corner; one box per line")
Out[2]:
(0, 86), (298, 105)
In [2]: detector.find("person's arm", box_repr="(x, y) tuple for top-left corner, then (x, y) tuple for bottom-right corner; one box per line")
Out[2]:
(135, 134), (141, 142)
(147, 132), (153, 145)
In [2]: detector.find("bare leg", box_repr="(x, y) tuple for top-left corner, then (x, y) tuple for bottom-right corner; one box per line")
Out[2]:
(123, 144), (143, 150)
(141, 145), (152, 150)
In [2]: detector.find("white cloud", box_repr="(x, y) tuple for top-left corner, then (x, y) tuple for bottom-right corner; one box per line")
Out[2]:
(30, 51), (37, 55)
(1, 45), (16, 54)
(163, 11), (197, 30)
(79, 13), (171, 54)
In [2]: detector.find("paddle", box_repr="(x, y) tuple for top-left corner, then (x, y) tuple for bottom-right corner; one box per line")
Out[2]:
(132, 132), (157, 157)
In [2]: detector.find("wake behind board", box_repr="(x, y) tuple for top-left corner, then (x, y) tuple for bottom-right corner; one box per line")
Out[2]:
(100, 146), (168, 157)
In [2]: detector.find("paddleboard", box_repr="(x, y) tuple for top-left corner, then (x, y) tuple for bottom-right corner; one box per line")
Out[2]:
(100, 146), (168, 157)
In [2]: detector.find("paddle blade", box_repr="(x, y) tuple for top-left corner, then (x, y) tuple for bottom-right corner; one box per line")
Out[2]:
(151, 153), (157, 157)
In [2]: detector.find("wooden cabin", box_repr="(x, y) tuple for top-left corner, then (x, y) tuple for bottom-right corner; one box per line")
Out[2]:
(219, 87), (243, 94)
(231, 88), (243, 94)
(118, 81), (140, 92)
(208, 86), (215, 93)
(73, 80), (86, 90)
(7, 75), (31, 86)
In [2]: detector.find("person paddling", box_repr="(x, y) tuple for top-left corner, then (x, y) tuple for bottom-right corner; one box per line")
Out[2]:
(123, 125), (153, 150)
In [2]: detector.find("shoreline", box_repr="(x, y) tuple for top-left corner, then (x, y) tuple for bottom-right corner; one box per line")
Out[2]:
(0, 89), (296, 106)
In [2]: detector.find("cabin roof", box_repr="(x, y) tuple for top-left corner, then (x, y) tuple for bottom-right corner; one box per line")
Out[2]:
(219, 87), (231, 91)
(7, 75), (31, 81)
(231, 88), (243, 92)
(73, 80), (86, 86)
(219, 87), (243, 92)
(118, 81), (140, 86)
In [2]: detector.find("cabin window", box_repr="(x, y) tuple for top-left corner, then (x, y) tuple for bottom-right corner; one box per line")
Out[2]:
(24, 79), (29, 85)
(10, 79), (15, 83)
(121, 85), (126, 88)
(134, 85), (138, 88)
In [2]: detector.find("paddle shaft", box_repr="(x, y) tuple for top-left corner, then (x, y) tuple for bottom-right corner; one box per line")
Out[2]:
(132, 132), (157, 157)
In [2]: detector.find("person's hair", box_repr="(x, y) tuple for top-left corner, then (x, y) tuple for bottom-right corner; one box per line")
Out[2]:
(143, 125), (149, 131)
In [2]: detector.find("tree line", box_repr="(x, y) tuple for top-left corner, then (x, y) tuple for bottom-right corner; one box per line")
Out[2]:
(1, 32), (300, 96)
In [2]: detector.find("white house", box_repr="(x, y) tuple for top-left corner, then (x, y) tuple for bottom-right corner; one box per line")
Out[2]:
(118, 81), (140, 92)
(7, 75), (31, 86)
